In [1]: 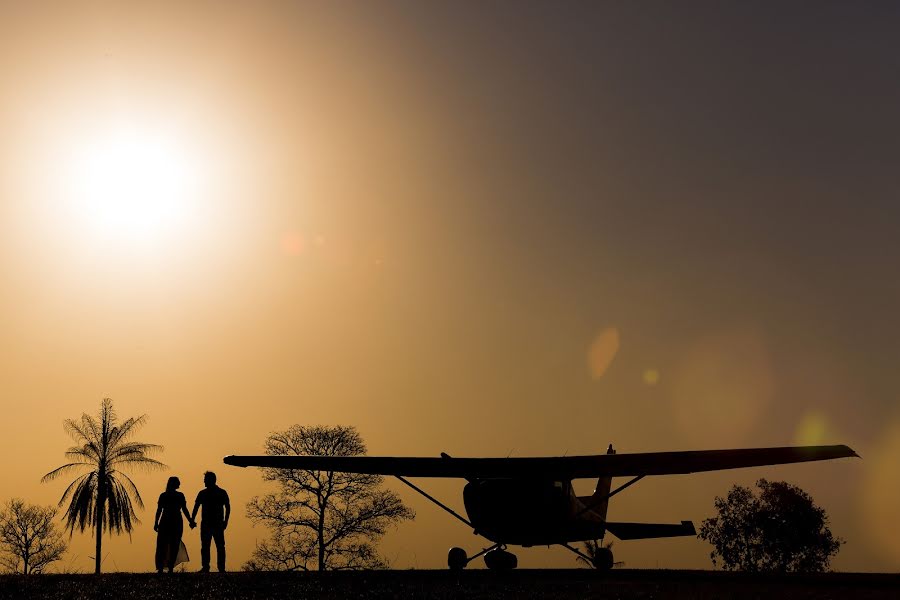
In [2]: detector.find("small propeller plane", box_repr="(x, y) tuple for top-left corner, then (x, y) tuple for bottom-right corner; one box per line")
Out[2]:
(224, 443), (857, 570)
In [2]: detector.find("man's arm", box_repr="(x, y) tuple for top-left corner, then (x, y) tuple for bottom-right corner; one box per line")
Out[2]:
(223, 492), (231, 529)
(190, 491), (201, 523)
(223, 491), (231, 530)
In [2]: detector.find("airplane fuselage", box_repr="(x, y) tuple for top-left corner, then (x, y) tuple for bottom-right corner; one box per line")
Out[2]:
(462, 478), (605, 546)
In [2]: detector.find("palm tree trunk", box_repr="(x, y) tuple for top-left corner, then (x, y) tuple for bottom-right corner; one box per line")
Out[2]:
(95, 483), (105, 574)
(95, 512), (102, 574)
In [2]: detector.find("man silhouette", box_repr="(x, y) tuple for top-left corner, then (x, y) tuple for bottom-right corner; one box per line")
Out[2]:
(190, 471), (230, 572)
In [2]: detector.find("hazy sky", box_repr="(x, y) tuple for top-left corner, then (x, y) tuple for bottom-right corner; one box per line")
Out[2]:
(1, 1), (898, 572)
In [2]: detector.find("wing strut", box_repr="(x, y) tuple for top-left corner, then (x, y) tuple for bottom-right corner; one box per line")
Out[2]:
(576, 475), (645, 518)
(395, 475), (474, 529)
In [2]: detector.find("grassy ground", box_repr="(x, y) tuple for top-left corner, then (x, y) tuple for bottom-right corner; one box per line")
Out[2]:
(1, 569), (898, 600)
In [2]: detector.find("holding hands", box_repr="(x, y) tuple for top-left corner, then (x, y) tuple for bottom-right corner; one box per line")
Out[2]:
(189, 519), (197, 529)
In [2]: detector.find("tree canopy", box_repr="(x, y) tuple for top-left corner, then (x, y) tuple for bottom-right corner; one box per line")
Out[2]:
(244, 425), (414, 571)
(0, 499), (68, 575)
(698, 479), (842, 572)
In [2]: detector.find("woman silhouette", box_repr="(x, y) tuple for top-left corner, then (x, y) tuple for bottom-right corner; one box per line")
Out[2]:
(154, 476), (196, 573)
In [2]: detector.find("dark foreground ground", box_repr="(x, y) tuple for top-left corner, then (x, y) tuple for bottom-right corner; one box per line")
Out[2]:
(1, 570), (898, 600)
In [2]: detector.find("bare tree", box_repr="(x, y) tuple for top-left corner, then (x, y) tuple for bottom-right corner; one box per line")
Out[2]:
(0, 499), (68, 575)
(243, 425), (414, 571)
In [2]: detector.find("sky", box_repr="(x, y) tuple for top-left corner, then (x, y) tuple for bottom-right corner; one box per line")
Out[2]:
(1, 1), (899, 572)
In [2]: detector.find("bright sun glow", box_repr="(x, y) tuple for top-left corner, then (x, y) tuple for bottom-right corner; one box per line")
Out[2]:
(65, 125), (203, 244)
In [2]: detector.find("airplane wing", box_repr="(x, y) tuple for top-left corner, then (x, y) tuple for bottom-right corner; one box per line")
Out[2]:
(223, 444), (857, 479)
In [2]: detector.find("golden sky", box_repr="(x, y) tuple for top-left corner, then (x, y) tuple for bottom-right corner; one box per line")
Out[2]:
(1, 1), (898, 572)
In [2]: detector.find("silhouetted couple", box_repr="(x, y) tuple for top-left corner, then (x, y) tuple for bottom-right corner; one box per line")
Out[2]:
(154, 471), (230, 573)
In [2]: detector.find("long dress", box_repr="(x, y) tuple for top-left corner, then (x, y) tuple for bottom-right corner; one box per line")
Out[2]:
(155, 490), (188, 571)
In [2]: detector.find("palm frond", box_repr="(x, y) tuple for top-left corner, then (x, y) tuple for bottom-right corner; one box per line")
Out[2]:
(62, 472), (97, 534)
(108, 442), (164, 462)
(62, 417), (94, 443)
(65, 446), (100, 462)
(106, 477), (139, 534)
(112, 456), (167, 472)
(41, 462), (92, 483)
(99, 398), (115, 428)
(110, 414), (149, 444)
(57, 472), (92, 507)
(110, 471), (145, 510)
(81, 412), (102, 445)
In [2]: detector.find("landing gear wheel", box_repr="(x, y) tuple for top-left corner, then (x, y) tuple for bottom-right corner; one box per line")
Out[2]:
(593, 547), (614, 571)
(448, 547), (468, 570)
(484, 547), (518, 570)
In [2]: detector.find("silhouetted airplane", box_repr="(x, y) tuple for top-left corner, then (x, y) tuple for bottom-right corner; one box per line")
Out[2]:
(224, 444), (857, 570)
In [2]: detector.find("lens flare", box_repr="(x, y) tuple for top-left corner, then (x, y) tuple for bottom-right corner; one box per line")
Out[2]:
(861, 423), (900, 567)
(281, 232), (305, 256)
(793, 412), (830, 446)
(643, 369), (660, 386)
(588, 327), (620, 379)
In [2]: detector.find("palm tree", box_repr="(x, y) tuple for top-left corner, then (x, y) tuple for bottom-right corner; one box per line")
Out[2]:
(42, 398), (166, 573)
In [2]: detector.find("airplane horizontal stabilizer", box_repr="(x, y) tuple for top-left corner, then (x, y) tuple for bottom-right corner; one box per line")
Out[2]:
(605, 520), (696, 540)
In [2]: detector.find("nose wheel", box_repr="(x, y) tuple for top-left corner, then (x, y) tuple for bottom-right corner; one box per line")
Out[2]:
(447, 544), (518, 570)
(448, 547), (467, 570)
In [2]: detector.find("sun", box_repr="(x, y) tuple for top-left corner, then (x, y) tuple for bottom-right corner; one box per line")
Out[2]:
(65, 125), (203, 244)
